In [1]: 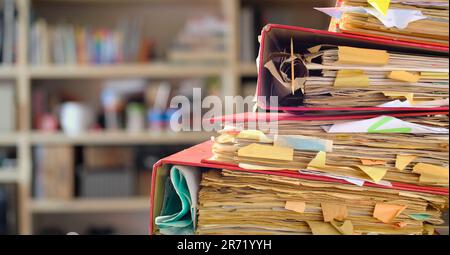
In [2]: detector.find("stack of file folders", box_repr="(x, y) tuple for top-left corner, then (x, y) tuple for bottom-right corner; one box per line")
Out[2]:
(150, 18), (449, 235)
(150, 112), (449, 235)
(319, 0), (449, 46)
(256, 24), (449, 113)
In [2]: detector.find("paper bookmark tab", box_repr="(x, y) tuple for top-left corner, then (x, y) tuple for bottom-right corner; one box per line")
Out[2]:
(306, 221), (341, 235)
(388, 71), (420, 83)
(214, 134), (235, 144)
(334, 70), (370, 87)
(373, 203), (407, 223)
(237, 130), (272, 143)
(274, 135), (333, 152)
(419, 174), (449, 184)
(238, 143), (294, 161)
(412, 163), (449, 184)
(395, 155), (417, 170)
(321, 203), (348, 222)
(356, 165), (388, 183)
(308, 45), (323, 53)
(409, 213), (431, 221)
(331, 220), (354, 235)
(285, 201), (306, 213)
(382, 91), (414, 103)
(360, 159), (387, 166)
(337, 46), (389, 66)
(420, 72), (449, 80)
(368, 0), (391, 16)
(308, 151), (326, 169)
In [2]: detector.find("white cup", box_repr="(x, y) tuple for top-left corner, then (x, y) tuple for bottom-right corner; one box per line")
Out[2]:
(60, 102), (93, 136)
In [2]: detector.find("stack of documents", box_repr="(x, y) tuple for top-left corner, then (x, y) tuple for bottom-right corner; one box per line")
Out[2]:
(210, 115), (449, 188)
(277, 45), (449, 108)
(197, 169), (447, 235)
(318, 0), (449, 46)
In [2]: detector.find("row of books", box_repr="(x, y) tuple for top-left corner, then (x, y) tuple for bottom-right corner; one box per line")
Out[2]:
(29, 19), (152, 65)
(0, 0), (17, 65)
(168, 16), (227, 63)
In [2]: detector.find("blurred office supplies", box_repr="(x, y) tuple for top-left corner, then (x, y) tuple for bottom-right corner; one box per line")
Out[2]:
(79, 168), (135, 198)
(60, 102), (94, 136)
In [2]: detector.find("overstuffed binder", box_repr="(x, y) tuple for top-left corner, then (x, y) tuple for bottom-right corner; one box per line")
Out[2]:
(256, 24), (449, 113)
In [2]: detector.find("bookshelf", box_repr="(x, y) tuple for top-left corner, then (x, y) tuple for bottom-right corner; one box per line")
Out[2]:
(28, 131), (215, 145)
(0, 0), (333, 234)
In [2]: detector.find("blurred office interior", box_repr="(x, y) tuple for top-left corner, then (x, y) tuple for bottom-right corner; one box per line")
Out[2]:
(0, 0), (334, 235)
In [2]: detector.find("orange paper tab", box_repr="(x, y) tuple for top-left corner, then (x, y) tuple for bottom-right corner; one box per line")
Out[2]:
(321, 203), (348, 222)
(360, 159), (387, 166)
(373, 203), (407, 223)
(285, 201), (306, 213)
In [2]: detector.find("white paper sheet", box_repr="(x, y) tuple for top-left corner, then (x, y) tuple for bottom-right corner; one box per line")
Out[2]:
(176, 165), (202, 228)
(315, 7), (427, 29)
(299, 170), (393, 187)
(322, 116), (449, 134)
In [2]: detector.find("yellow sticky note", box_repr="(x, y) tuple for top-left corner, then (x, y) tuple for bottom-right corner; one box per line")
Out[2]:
(238, 143), (294, 161)
(321, 203), (348, 222)
(306, 221), (341, 235)
(236, 130), (272, 143)
(419, 173), (449, 184)
(308, 151), (326, 169)
(420, 72), (449, 80)
(331, 220), (354, 235)
(368, 0), (390, 16)
(382, 91), (414, 103)
(334, 70), (370, 87)
(360, 159), (387, 166)
(285, 201), (306, 213)
(338, 46), (389, 66)
(388, 71), (420, 83)
(356, 165), (388, 183)
(395, 155), (417, 170)
(412, 163), (449, 184)
(373, 203), (407, 223)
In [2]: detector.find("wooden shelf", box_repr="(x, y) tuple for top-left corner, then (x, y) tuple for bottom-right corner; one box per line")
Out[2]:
(0, 133), (20, 146)
(0, 66), (19, 79)
(34, 0), (217, 4)
(0, 169), (19, 183)
(29, 131), (213, 145)
(239, 63), (258, 76)
(29, 63), (225, 79)
(30, 198), (149, 213)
